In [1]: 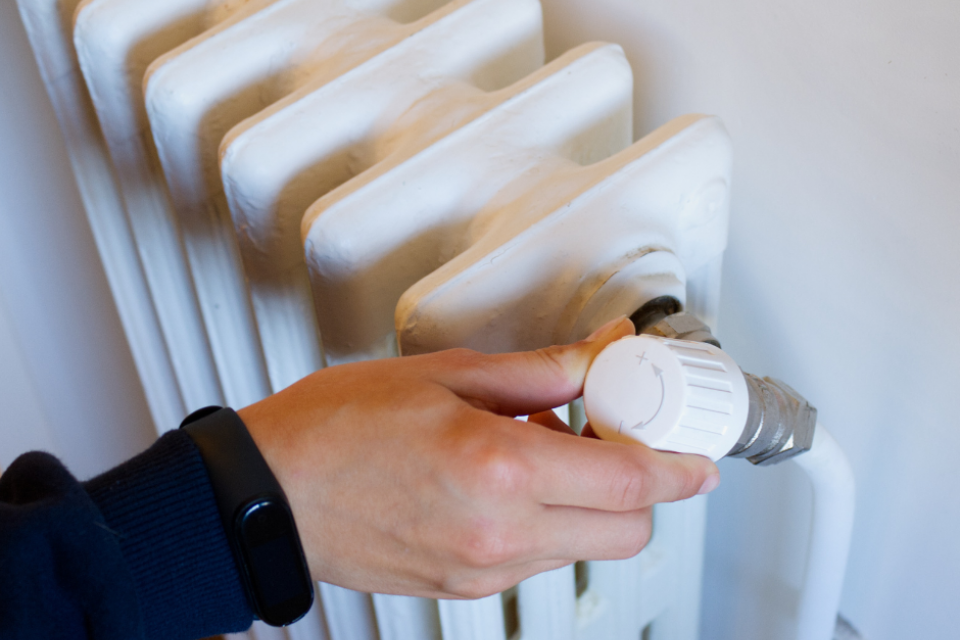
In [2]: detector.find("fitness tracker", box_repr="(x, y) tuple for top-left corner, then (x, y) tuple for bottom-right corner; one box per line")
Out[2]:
(181, 406), (314, 626)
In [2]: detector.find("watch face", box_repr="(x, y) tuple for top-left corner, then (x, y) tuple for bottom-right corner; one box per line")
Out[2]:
(237, 499), (314, 626)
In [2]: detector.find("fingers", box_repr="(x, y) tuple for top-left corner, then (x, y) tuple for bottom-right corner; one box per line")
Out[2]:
(517, 422), (719, 511)
(527, 410), (576, 436)
(434, 503), (654, 599)
(536, 505), (654, 561)
(434, 559), (573, 600)
(580, 423), (599, 439)
(438, 506), (655, 599)
(437, 316), (635, 416)
(462, 410), (718, 512)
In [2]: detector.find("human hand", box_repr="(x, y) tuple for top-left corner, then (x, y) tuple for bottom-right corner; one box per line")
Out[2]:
(238, 316), (719, 599)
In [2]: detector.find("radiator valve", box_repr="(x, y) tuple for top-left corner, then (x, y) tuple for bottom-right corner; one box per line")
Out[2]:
(582, 329), (816, 464)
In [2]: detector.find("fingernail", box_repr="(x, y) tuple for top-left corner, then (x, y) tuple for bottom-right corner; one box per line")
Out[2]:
(587, 315), (628, 341)
(697, 474), (720, 495)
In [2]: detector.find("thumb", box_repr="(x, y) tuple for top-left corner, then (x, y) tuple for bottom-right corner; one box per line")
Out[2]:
(438, 315), (635, 416)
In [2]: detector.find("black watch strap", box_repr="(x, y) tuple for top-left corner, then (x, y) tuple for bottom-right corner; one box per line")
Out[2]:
(181, 406), (314, 626)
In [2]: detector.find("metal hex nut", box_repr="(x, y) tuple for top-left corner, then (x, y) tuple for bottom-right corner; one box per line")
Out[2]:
(748, 377), (817, 466)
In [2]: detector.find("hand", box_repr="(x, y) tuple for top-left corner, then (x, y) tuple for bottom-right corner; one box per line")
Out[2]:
(238, 316), (720, 599)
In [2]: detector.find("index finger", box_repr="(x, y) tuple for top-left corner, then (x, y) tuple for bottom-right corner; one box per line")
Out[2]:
(437, 316), (635, 416)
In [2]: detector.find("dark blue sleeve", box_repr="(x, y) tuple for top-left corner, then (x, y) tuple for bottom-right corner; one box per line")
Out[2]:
(0, 429), (254, 640)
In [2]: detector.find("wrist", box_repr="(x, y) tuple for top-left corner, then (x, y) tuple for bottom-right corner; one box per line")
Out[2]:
(237, 398), (317, 573)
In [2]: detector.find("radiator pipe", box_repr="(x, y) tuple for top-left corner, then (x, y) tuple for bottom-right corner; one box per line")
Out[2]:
(793, 424), (856, 640)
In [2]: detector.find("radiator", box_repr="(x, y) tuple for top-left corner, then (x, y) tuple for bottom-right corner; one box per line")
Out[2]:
(16, 0), (733, 638)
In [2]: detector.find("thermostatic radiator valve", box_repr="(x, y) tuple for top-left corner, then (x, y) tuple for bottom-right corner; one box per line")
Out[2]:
(583, 307), (853, 640)
(583, 312), (816, 464)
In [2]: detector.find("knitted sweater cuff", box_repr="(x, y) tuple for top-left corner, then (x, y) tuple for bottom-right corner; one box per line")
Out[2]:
(84, 429), (254, 640)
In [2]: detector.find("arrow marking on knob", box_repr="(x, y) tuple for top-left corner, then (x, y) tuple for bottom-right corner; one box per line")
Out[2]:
(631, 364), (665, 431)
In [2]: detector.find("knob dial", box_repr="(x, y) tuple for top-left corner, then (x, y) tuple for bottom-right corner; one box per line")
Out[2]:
(583, 335), (749, 461)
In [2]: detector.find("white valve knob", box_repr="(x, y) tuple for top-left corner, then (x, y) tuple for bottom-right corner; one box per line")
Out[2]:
(583, 335), (750, 461)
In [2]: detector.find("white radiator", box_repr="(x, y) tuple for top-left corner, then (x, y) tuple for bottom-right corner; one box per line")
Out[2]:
(16, 0), (734, 638)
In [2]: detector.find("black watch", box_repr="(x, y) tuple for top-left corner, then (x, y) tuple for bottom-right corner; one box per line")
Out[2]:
(181, 406), (314, 626)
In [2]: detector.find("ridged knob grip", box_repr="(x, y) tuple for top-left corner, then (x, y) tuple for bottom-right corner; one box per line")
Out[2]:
(583, 335), (749, 461)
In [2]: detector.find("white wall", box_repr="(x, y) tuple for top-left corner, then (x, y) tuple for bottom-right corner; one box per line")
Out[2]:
(0, 0), (154, 479)
(2, 0), (957, 637)
(540, 0), (960, 638)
